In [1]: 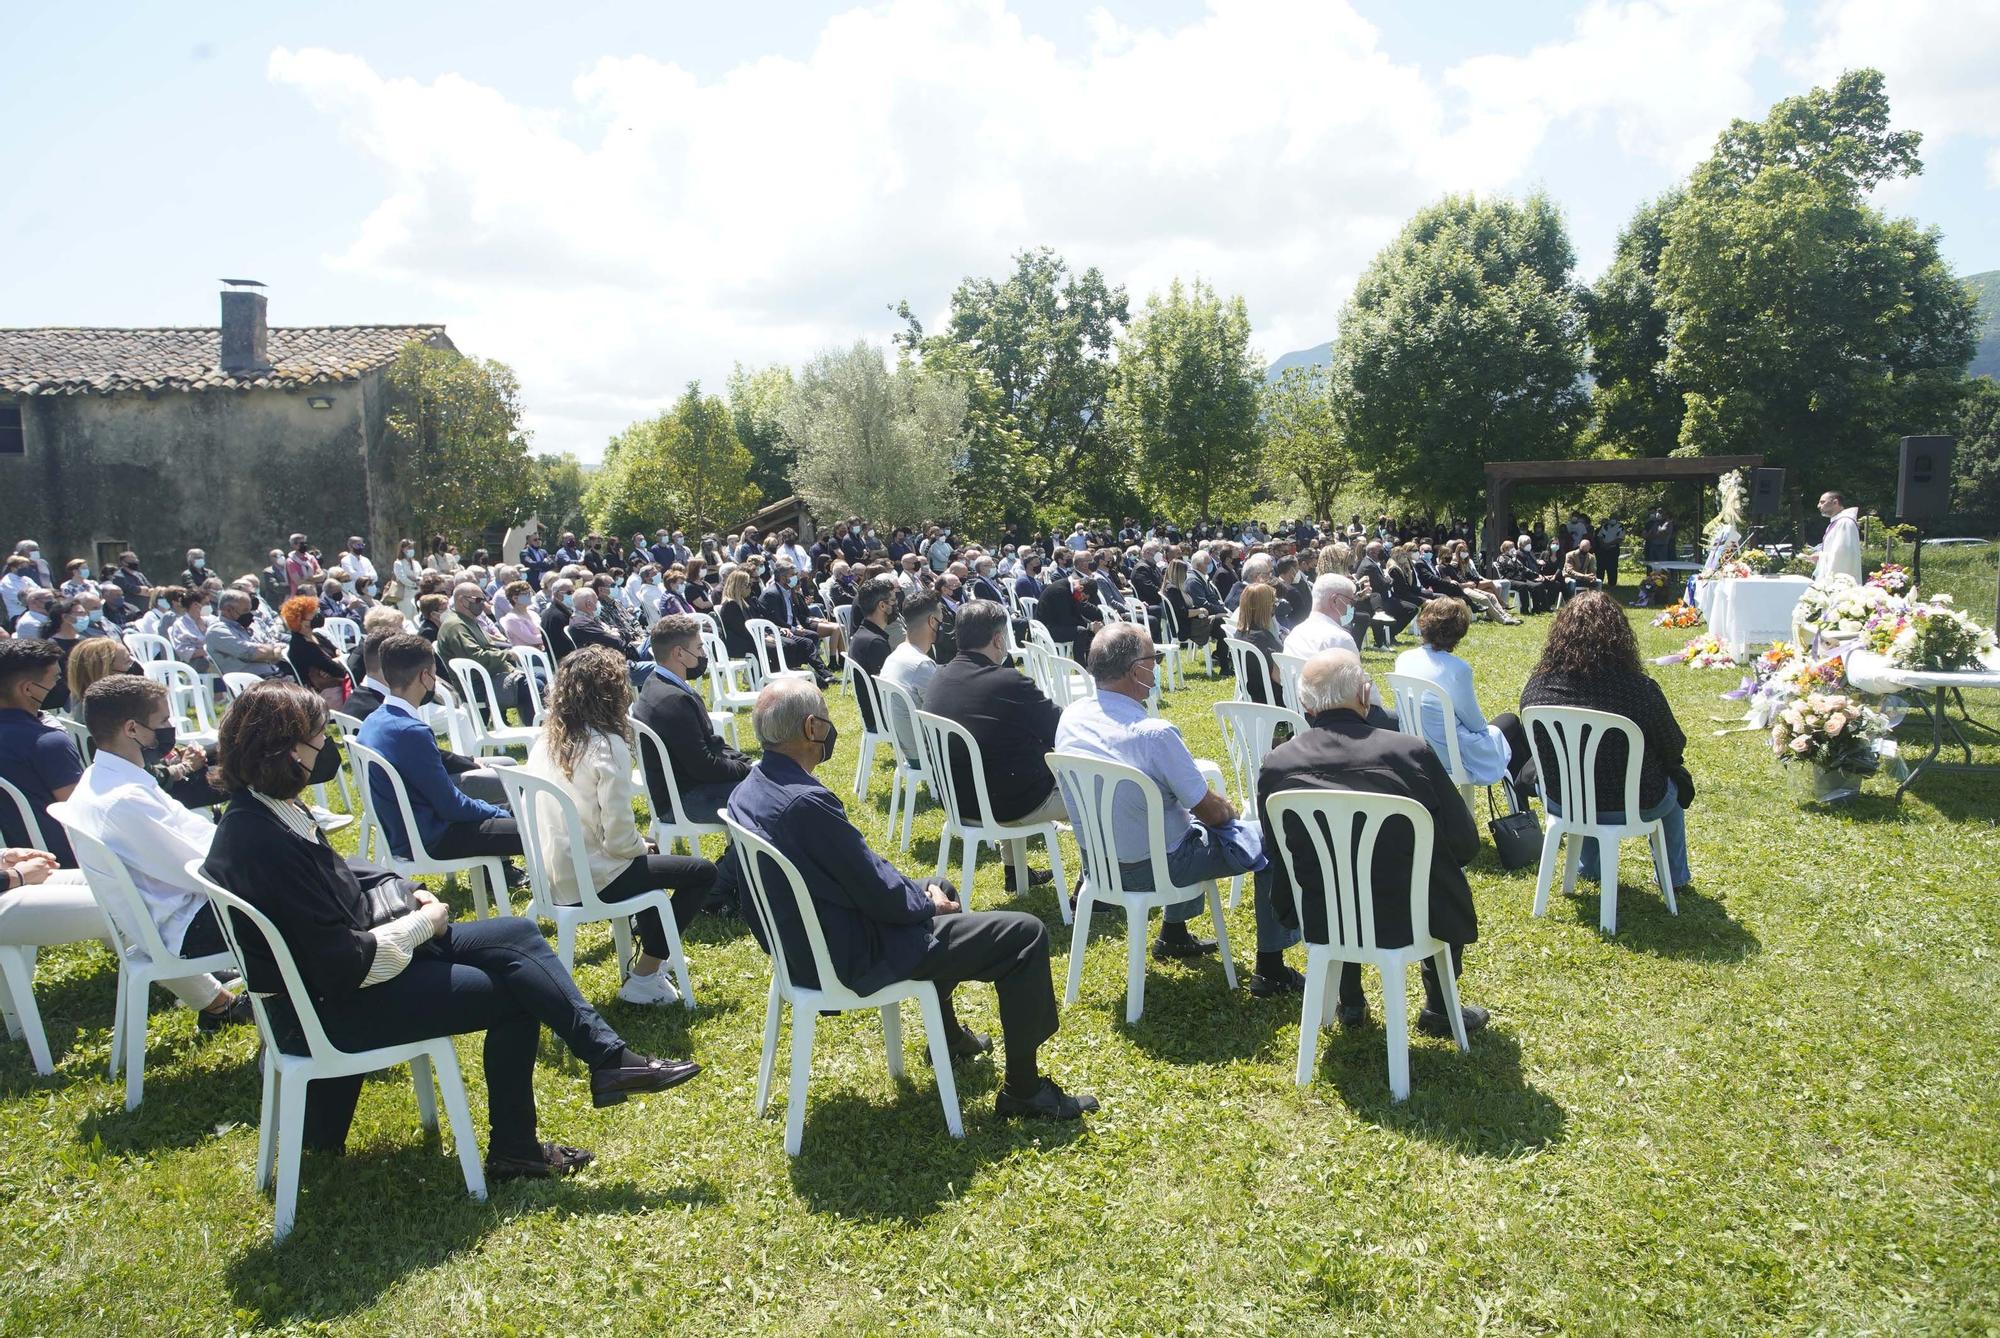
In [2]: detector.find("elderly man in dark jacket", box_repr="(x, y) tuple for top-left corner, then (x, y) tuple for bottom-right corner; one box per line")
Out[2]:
(1256, 649), (1488, 1037)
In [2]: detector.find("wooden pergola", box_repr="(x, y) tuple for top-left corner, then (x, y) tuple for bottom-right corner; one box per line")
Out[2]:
(1481, 454), (1765, 551)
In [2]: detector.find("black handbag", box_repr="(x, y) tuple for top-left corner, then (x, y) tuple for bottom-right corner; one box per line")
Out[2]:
(1487, 786), (1543, 872)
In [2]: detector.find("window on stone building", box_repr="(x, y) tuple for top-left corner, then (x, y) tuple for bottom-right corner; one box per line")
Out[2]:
(0, 401), (21, 455)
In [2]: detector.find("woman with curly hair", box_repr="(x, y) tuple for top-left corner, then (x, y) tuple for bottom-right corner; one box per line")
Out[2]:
(524, 647), (716, 1006)
(1519, 591), (1692, 892)
(281, 595), (349, 707)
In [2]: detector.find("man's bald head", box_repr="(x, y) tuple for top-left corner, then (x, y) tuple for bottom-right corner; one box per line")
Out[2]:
(1295, 649), (1370, 716)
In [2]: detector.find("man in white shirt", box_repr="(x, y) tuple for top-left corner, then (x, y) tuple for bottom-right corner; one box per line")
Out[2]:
(1282, 575), (1360, 659)
(1814, 490), (1864, 585)
(339, 537), (378, 587)
(880, 589), (943, 758)
(1052, 624), (1295, 990)
(776, 530), (812, 576)
(1066, 523), (1091, 552)
(66, 676), (250, 1028)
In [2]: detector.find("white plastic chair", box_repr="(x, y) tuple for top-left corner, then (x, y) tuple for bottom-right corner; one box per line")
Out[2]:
(629, 713), (726, 858)
(52, 714), (94, 765)
(491, 768), (693, 1008)
(1161, 596), (1214, 676)
(182, 862), (485, 1243)
(328, 710), (377, 860)
(872, 676), (934, 853)
(1017, 642), (1054, 699)
(447, 658), (538, 757)
(321, 616), (362, 657)
(48, 805), (236, 1110)
(346, 739), (507, 917)
(1264, 788), (1470, 1100)
(219, 671), (265, 703)
(722, 815), (962, 1157)
(914, 710), (1069, 924)
(1135, 599), (1182, 689)
(1212, 700), (1307, 907)
(744, 617), (810, 689)
(703, 629), (760, 723)
(0, 777), (80, 1074)
(847, 665), (895, 800)
(1051, 752), (1236, 1022)
(1046, 660), (1097, 710)
(832, 605), (856, 686)
(1027, 618), (1070, 665)
(144, 660), (219, 750)
(1383, 673), (1478, 815)
(1522, 705), (1678, 935)
(1223, 637), (1260, 703)
(1272, 651), (1310, 715)
(505, 644), (555, 722)
(122, 630), (173, 665)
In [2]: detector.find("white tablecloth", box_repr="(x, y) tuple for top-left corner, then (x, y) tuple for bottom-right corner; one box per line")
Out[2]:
(1845, 650), (2000, 696)
(1694, 576), (1812, 651)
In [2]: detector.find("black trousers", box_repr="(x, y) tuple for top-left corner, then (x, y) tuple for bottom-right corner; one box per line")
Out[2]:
(679, 783), (745, 909)
(1338, 943), (1465, 1012)
(596, 853), (717, 958)
(907, 910), (1059, 1065)
(1368, 599), (1417, 647)
(272, 916), (625, 1157)
(430, 817), (523, 861)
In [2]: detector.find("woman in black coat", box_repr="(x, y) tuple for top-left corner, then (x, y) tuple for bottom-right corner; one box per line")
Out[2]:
(198, 680), (699, 1179)
(280, 596), (351, 706)
(1231, 584), (1286, 707)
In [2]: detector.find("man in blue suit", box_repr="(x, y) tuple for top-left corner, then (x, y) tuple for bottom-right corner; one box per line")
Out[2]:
(359, 635), (525, 885)
(728, 675), (1096, 1122)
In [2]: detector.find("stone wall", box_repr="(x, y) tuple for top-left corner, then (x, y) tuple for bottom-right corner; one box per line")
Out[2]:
(0, 373), (397, 582)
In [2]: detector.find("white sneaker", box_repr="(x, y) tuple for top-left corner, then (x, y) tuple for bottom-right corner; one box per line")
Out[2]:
(617, 967), (681, 1006)
(310, 805), (353, 834)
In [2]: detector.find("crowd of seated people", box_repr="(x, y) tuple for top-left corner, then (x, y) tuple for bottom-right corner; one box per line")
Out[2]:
(0, 507), (1701, 1208)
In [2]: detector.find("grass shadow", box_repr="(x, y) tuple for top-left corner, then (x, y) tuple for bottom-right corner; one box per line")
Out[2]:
(1546, 881), (1761, 963)
(1322, 1026), (1565, 1156)
(786, 1067), (1086, 1224)
(75, 1042), (262, 1153)
(1113, 962), (1292, 1066)
(224, 1162), (705, 1323)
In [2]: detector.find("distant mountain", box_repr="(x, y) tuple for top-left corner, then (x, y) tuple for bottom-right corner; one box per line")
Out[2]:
(1968, 269), (1999, 380)
(1264, 341), (1331, 383)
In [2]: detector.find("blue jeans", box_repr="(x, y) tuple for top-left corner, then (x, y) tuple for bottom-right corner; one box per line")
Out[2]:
(1116, 824), (1299, 954)
(1552, 777), (1691, 887)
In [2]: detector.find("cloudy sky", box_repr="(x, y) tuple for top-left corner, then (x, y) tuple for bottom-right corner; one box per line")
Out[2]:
(5, 0), (1996, 461)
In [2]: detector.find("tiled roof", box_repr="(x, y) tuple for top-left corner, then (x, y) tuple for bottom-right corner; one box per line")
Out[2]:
(0, 325), (452, 396)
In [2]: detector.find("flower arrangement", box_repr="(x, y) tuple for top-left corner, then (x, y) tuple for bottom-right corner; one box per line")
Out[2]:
(1636, 568), (1675, 608)
(1738, 547), (1789, 576)
(1710, 559), (1753, 580)
(1866, 563), (1911, 594)
(1655, 633), (1737, 669)
(1770, 691), (1894, 778)
(1795, 574), (1906, 644)
(1759, 642), (1801, 674)
(1867, 596), (1998, 673)
(1652, 600), (1701, 629)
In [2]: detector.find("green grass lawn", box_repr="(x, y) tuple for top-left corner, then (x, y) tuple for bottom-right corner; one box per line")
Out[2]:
(3, 569), (1998, 1335)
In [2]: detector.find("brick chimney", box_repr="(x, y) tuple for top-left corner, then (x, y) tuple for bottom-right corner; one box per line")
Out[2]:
(220, 287), (270, 374)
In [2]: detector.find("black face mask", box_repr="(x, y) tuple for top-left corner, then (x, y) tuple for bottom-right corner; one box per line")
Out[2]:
(237, 612), (256, 629)
(688, 654), (709, 680)
(297, 736), (344, 787)
(814, 717), (838, 764)
(123, 662), (146, 676)
(137, 721), (177, 769)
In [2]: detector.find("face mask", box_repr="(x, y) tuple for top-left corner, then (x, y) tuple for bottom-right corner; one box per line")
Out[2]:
(813, 717), (838, 764)
(78, 567), (92, 581)
(669, 582), (683, 595)
(1340, 604), (1354, 626)
(561, 594), (574, 609)
(155, 599), (170, 612)
(786, 575), (798, 588)
(82, 611), (100, 628)
(297, 735), (344, 787)
(237, 612), (256, 629)
(688, 654), (709, 680)
(136, 721), (177, 769)
(311, 611), (327, 629)
(363, 583), (376, 596)
(191, 558), (205, 570)
(402, 547), (414, 557)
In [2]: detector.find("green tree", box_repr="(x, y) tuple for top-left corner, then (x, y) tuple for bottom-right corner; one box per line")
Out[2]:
(726, 363), (796, 500)
(1586, 191), (1685, 458)
(382, 343), (533, 541)
(1659, 69), (1978, 502)
(1331, 192), (1589, 511)
(525, 452), (589, 537)
(896, 246), (1127, 523)
(584, 382), (761, 538)
(1111, 278), (1263, 523)
(1950, 375), (2000, 528)
(779, 342), (969, 529)
(1261, 363), (1353, 522)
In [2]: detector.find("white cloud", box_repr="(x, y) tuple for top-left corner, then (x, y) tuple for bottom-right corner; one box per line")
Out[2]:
(1804, 0), (2000, 145)
(268, 0), (1796, 460)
